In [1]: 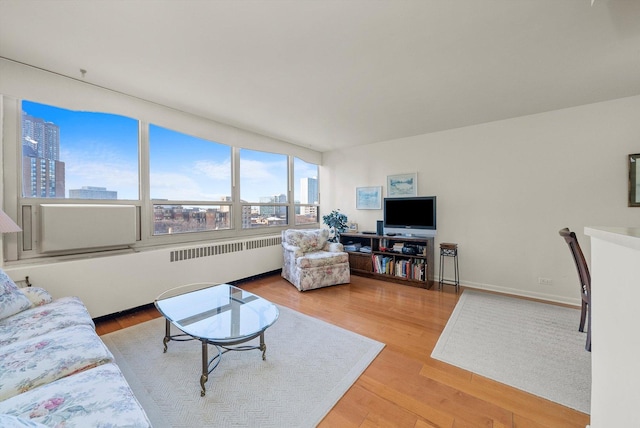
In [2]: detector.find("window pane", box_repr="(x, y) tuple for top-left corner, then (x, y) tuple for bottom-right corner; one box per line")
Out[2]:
(295, 206), (319, 224)
(241, 205), (288, 229)
(239, 149), (287, 203)
(150, 125), (231, 201)
(294, 157), (319, 225)
(21, 101), (139, 199)
(153, 204), (231, 235)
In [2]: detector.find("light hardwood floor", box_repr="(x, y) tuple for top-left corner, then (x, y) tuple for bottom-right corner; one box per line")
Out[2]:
(95, 273), (590, 428)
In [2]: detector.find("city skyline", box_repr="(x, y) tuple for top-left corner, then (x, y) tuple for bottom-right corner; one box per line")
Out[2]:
(21, 101), (319, 203)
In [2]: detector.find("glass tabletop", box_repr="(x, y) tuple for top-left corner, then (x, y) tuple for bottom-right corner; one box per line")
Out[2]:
(154, 283), (279, 342)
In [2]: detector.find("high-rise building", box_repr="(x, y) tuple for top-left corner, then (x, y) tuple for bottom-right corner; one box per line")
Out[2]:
(69, 186), (117, 200)
(258, 194), (287, 219)
(22, 157), (66, 198)
(300, 177), (318, 204)
(21, 112), (65, 198)
(299, 177), (318, 218)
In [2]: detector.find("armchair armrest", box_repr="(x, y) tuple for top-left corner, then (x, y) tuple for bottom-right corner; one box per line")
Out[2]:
(19, 287), (54, 307)
(282, 242), (304, 258)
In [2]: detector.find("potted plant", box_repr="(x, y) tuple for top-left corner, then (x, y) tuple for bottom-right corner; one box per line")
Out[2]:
(322, 209), (349, 242)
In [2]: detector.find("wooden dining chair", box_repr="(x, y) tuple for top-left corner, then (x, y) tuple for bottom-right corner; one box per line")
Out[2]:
(559, 228), (591, 352)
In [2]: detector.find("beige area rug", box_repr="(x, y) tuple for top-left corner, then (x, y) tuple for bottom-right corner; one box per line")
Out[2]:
(102, 306), (384, 427)
(432, 290), (591, 414)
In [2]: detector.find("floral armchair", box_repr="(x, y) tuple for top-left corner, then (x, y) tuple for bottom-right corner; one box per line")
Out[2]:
(281, 229), (350, 291)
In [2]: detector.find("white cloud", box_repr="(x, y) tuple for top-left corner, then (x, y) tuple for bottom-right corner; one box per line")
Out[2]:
(150, 172), (229, 201)
(193, 159), (231, 180)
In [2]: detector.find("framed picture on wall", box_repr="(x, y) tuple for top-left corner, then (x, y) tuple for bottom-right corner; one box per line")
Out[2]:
(630, 153), (640, 207)
(387, 173), (417, 197)
(356, 186), (382, 209)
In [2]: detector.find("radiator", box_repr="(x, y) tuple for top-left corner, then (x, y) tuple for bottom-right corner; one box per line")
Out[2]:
(5, 233), (284, 317)
(40, 204), (137, 253)
(169, 235), (282, 262)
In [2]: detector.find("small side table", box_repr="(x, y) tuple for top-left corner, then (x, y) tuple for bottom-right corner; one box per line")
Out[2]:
(438, 243), (460, 292)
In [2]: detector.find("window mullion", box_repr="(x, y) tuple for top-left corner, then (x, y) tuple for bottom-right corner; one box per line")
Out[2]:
(139, 121), (151, 240)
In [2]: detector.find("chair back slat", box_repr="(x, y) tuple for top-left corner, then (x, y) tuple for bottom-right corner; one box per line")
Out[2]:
(559, 227), (591, 351)
(559, 228), (591, 298)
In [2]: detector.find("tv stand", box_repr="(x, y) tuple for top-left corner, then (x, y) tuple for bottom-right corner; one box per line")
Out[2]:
(340, 232), (435, 289)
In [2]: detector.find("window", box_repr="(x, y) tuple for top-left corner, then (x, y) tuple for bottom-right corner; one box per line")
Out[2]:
(21, 101), (139, 200)
(149, 125), (232, 234)
(9, 97), (320, 261)
(239, 149), (288, 228)
(153, 204), (230, 235)
(294, 158), (319, 225)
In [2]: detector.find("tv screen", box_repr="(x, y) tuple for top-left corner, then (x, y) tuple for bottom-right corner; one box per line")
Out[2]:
(383, 196), (436, 236)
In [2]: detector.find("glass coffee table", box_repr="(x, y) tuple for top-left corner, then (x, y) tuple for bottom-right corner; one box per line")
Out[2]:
(154, 283), (279, 396)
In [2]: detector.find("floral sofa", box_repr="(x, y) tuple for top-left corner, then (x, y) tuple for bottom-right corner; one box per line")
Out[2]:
(0, 269), (151, 427)
(281, 229), (350, 291)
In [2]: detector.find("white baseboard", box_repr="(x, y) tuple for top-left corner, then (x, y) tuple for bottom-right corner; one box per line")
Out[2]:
(458, 279), (581, 307)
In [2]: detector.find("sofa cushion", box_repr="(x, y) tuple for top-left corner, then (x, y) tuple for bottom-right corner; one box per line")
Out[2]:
(0, 363), (151, 427)
(0, 414), (48, 428)
(297, 251), (349, 268)
(0, 269), (32, 321)
(0, 324), (114, 401)
(0, 297), (94, 347)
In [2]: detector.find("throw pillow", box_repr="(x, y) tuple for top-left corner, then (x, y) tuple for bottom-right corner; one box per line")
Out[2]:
(20, 287), (53, 307)
(0, 269), (32, 320)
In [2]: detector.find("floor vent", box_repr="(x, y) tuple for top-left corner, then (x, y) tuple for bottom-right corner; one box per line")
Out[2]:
(169, 236), (280, 262)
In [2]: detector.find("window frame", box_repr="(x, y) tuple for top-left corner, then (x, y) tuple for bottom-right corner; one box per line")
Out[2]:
(20, 100), (141, 201)
(293, 157), (320, 226)
(2, 97), (321, 262)
(238, 148), (290, 230)
(148, 123), (234, 236)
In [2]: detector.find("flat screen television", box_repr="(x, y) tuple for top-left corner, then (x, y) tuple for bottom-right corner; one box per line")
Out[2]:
(383, 196), (437, 237)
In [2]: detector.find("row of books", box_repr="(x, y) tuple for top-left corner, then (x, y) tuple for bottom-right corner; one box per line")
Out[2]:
(372, 255), (426, 280)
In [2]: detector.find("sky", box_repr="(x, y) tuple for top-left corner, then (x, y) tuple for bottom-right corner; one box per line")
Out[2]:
(22, 101), (318, 203)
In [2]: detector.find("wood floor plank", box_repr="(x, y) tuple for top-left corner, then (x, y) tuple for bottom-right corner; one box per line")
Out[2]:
(95, 273), (590, 428)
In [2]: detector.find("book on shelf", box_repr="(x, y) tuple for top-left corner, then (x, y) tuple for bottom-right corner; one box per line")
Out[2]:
(372, 254), (394, 275)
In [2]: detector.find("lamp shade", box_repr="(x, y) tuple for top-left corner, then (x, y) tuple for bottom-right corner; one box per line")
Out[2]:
(0, 209), (22, 233)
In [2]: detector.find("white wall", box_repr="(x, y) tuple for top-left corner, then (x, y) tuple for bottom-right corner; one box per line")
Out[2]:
(4, 240), (283, 318)
(321, 95), (640, 304)
(585, 227), (640, 427)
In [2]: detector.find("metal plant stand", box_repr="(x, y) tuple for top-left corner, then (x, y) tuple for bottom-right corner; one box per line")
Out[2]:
(438, 242), (460, 292)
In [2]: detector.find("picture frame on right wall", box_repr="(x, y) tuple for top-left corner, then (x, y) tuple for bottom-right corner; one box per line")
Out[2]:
(387, 173), (417, 197)
(356, 186), (382, 210)
(629, 153), (640, 207)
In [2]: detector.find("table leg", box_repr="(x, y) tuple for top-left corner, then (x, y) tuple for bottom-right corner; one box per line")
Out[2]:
(162, 319), (171, 353)
(200, 340), (208, 396)
(260, 332), (267, 360)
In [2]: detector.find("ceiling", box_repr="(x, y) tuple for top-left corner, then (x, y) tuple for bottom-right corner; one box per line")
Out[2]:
(1, 0), (640, 153)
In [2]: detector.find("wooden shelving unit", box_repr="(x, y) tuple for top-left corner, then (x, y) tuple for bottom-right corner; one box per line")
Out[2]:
(340, 232), (435, 289)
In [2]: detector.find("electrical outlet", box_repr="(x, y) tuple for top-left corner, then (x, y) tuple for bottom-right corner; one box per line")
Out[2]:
(538, 277), (553, 286)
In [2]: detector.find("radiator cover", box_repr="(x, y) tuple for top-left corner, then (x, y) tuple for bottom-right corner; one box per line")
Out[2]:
(40, 204), (137, 253)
